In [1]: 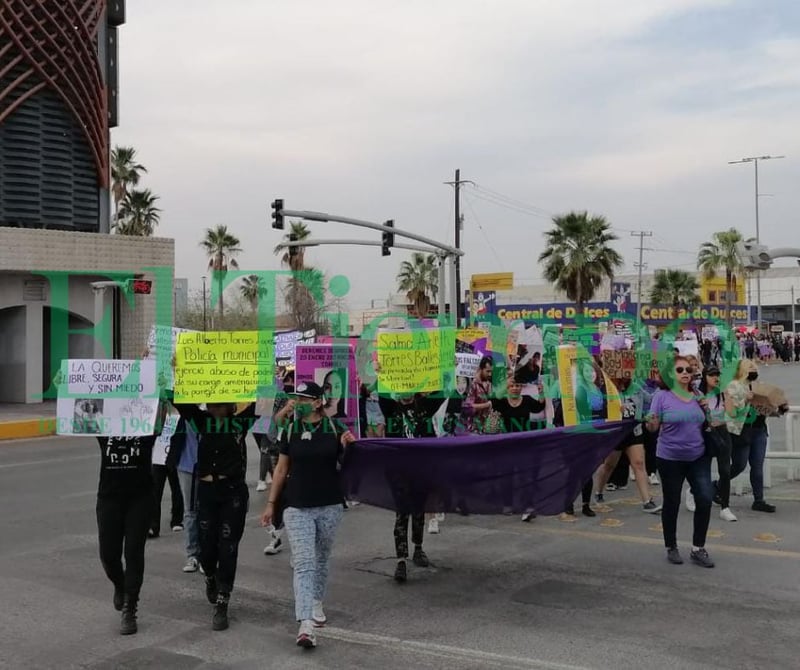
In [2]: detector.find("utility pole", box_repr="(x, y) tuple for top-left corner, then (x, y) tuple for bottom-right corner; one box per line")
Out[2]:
(631, 230), (653, 322)
(444, 170), (474, 326)
(728, 154), (785, 330)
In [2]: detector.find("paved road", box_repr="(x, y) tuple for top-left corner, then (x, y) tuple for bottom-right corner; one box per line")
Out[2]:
(1, 429), (799, 670)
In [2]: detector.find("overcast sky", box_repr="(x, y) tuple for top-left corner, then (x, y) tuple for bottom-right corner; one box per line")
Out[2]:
(114, 0), (800, 310)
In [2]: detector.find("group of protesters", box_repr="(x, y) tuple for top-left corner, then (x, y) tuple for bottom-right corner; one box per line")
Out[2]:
(87, 332), (785, 650)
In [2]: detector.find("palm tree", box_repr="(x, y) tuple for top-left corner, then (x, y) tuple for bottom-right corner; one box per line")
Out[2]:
(113, 189), (161, 236)
(649, 269), (701, 307)
(239, 274), (267, 314)
(200, 225), (242, 325)
(111, 146), (147, 224)
(538, 211), (623, 317)
(697, 228), (749, 324)
(397, 253), (439, 317)
(273, 221), (311, 271)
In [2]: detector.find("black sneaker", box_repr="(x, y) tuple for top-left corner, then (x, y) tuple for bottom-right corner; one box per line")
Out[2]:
(752, 501), (776, 513)
(113, 584), (124, 612)
(564, 505), (575, 516)
(412, 547), (429, 568)
(205, 575), (219, 605)
(690, 548), (715, 568)
(595, 493), (605, 504)
(582, 504), (596, 518)
(120, 597), (138, 635)
(666, 547), (684, 565)
(394, 560), (407, 583)
(212, 595), (229, 631)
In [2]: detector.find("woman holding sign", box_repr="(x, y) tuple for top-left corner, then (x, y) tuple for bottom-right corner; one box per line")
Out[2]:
(260, 382), (356, 649)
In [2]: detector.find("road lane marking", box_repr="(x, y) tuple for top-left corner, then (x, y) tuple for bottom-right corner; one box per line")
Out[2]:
(0, 454), (94, 470)
(319, 626), (592, 670)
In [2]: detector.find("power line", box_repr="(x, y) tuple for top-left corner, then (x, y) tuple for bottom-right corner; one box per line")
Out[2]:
(462, 193), (503, 267)
(470, 183), (553, 217)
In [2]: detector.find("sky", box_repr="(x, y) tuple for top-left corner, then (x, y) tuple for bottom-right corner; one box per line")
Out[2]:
(113, 0), (800, 311)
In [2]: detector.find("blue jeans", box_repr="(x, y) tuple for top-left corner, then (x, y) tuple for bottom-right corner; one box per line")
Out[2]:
(731, 425), (768, 502)
(284, 505), (343, 621)
(178, 470), (200, 559)
(657, 455), (712, 549)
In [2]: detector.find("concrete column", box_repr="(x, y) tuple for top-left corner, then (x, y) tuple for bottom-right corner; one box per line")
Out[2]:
(93, 288), (111, 358)
(25, 303), (44, 403)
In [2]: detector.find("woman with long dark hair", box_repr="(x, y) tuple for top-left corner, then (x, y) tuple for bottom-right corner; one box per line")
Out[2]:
(698, 367), (736, 522)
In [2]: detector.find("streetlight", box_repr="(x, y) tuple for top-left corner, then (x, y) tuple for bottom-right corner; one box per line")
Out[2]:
(201, 275), (207, 331)
(728, 154), (785, 329)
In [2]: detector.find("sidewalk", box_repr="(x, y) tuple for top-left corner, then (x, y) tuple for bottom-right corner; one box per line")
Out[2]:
(0, 401), (56, 441)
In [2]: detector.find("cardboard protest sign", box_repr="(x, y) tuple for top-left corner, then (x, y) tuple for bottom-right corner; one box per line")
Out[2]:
(144, 325), (198, 389)
(376, 327), (455, 394)
(296, 344), (360, 433)
(57, 359), (159, 436)
(750, 382), (789, 417)
(556, 345), (621, 427)
(174, 331), (273, 403)
(152, 412), (179, 465)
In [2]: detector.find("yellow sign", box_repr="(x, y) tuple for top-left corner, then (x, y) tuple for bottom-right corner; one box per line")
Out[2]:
(174, 331), (274, 403)
(556, 345), (620, 426)
(377, 328), (455, 393)
(470, 272), (514, 292)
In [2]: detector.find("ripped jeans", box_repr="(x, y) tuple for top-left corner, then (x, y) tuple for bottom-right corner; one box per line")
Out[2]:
(197, 478), (249, 595)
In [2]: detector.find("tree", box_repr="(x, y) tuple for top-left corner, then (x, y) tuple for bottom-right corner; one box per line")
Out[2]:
(273, 221), (311, 271)
(697, 228), (749, 325)
(649, 269), (701, 307)
(113, 188), (161, 236)
(239, 274), (267, 314)
(111, 146), (147, 225)
(200, 225), (242, 326)
(538, 212), (623, 316)
(397, 253), (439, 317)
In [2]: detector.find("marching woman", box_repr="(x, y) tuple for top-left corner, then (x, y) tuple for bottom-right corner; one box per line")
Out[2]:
(646, 356), (714, 568)
(95, 403), (168, 635)
(261, 382), (356, 649)
(171, 398), (256, 631)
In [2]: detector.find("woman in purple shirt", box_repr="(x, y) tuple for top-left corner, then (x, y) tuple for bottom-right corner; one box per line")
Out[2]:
(646, 355), (714, 568)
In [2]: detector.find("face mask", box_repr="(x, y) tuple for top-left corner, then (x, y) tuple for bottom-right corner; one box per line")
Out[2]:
(295, 402), (314, 418)
(747, 371), (758, 382)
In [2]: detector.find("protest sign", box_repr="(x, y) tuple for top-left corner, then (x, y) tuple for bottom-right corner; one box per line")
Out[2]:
(274, 329), (316, 365)
(556, 346), (621, 427)
(56, 359), (159, 436)
(144, 325), (198, 389)
(152, 412), (179, 465)
(376, 327), (455, 393)
(174, 331), (273, 403)
(296, 344), (360, 433)
(455, 353), (480, 378)
(674, 339), (699, 357)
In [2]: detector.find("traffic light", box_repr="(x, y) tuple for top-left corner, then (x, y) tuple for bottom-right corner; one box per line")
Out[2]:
(271, 198), (284, 230)
(126, 279), (152, 294)
(382, 219), (394, 257)
(289, 233), (299, 262)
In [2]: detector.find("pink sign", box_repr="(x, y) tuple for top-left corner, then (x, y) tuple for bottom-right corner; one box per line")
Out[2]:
(295, 344), (360, 436)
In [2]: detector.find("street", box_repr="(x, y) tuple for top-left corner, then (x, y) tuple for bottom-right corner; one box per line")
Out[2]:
(1, 423), (799, 670)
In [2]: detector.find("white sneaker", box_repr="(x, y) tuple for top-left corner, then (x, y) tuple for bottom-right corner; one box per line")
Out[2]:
(428, 518), (439, 534)
(266, 472), (273, 485)
(685, 490), (696, 512)
(720, 507), (738, 522)
(346, 499), (360, 507)
(649, 473), (660, 486)
(296, 620), (317, 648)
(182, 557), (199, 573)
(434, 512), (445, 522)
(256, 480), (267, 492)
(263, 529), (283, 555)
(312, 600), (327, 627)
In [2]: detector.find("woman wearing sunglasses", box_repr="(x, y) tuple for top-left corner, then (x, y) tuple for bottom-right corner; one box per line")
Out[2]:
(646, 356), (714, 568)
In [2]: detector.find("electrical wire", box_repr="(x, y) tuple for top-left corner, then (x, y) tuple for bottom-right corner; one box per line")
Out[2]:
(470, 183), (554, 217)
(462, 193), (503, 267)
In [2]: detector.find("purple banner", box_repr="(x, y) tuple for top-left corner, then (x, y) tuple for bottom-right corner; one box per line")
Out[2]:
(341, 421), (634, 516)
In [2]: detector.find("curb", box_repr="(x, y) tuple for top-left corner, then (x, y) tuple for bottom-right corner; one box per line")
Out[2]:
(0, 418), (56, 441)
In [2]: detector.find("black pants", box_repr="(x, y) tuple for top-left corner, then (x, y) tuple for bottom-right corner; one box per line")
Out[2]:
(609, 452), (630, 487)
(394, 512), (425, 559)
(97, 492), (150, 600)
(658, 456), (712, 549)
(151, 464), (183, 535)
(643, 429), (658, 476)
(197, 478), (249, 594)
(254, 433), (273, 482)
(708, 426), (733, 508)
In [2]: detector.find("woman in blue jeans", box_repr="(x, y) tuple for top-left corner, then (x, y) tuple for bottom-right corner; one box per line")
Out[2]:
(261, 382), (355, 649)
(646, 355), (715, 568)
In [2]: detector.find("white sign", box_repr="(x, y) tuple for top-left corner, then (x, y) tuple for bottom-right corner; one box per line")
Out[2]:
(674, 340), (699, 357)
(455, 353), (481, 379)
(56, 359), (159, 437)
(152, 412), (179, 465)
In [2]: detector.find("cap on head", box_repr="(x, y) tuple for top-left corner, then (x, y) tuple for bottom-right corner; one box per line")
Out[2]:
(705, 366), (721, 376)
(292, 382), (324, 399)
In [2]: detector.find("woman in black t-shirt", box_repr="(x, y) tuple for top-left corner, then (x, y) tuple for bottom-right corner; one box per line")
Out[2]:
(261, 382), (355, 649)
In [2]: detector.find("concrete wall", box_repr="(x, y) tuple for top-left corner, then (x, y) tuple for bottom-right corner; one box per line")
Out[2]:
(0, 307), (26, 402)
